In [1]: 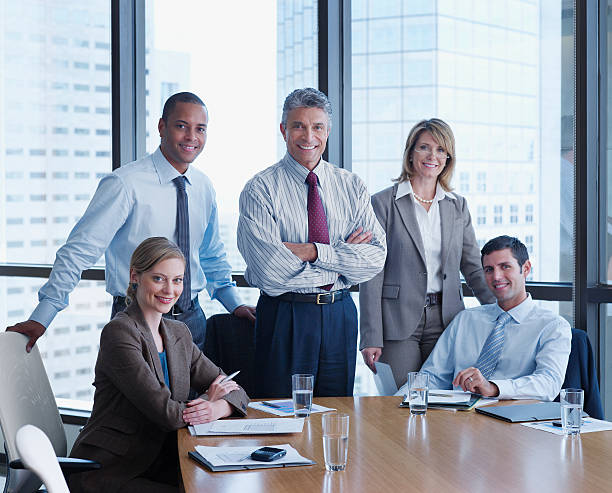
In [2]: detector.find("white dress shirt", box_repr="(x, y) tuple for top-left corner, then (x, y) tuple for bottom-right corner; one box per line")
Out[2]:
(396, 294), (572, 401)
(396, 181), (455, 293)
(237, 153), (387, 296)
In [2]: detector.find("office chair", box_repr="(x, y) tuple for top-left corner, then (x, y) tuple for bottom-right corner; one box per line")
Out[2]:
(204, 313), (258, 397)
(0, 332), (99, 493)
(560, 328), (604, 419)
(15, 425), (69, 493)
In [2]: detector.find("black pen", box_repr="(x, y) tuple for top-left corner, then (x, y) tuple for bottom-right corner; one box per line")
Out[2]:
(261, 401), (282, 409)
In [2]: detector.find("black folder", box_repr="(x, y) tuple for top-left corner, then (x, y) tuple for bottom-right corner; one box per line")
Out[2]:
(476, 402), (585, 423)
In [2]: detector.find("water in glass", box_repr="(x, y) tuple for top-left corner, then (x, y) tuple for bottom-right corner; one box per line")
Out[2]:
(292, 389), (313, 417)
(561, 404), (582, 435)
(409, 387), (428, 415)
(323, 434), (348, 471)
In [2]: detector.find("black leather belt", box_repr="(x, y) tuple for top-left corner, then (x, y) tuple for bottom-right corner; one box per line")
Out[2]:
(425, 292), (442, 307)
(264, 289), (350, 305)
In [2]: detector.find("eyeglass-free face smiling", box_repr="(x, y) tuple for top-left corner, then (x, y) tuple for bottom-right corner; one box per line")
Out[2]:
(280, 106), (330, 171)
(131, 258), (185, 320)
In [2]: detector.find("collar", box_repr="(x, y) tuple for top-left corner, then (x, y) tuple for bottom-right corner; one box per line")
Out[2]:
(283, 152), (328, 187)
(151, 146), (193, 186)
(395, 180), (455, 202)
(491, 293), (534, 324)
(124, 298), (177, 347)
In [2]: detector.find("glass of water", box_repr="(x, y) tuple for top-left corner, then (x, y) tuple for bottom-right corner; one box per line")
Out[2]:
(322, 412), (349, 471)
(560, 388), (584, 436)
(408, 371), (429, 415)
(292, 374), (314, 418)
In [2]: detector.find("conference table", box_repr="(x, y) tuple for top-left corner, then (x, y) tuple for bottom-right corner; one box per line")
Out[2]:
(178, 396), (612, 492)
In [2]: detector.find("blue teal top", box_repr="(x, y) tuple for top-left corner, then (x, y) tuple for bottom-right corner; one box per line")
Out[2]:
(158, 350), (170, 387)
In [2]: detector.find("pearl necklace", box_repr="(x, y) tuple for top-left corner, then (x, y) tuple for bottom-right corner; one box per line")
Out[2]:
(412, 191), (435, 204)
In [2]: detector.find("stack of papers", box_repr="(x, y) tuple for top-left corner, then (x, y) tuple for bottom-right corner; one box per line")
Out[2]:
(249, 400), (335, 417)
(401, 390), (498, 410)
(189, 417), (305, 436)
(190, 444), (315, 471)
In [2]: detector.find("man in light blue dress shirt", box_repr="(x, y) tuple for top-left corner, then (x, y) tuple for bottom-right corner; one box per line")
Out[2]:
(8, 92), (255, 352)
(397, 236), (571, 401)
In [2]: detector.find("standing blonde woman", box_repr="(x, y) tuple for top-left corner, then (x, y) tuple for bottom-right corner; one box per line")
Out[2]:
(359, 119), (495, 388)
(70, 237), (249, 493)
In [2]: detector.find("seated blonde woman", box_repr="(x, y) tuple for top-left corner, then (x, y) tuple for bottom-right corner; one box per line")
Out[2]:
(70, 237), (249, 493)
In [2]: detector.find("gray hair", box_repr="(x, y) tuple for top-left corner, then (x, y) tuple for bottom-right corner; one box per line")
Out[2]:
(281, 88), (332, 129)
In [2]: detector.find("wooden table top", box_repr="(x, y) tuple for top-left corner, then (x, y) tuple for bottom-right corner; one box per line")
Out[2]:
(178, 396), (612, 493)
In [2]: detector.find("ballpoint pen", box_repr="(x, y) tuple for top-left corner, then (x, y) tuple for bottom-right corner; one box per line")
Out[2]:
(261, 401), (283, 409)
(221, 370), (240, 383)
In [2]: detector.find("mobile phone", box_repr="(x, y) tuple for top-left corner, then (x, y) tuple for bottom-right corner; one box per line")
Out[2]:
(250, 447), (287, 462)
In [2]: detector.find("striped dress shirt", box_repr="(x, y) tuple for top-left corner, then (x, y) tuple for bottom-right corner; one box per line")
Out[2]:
(238, 153), (387, 296)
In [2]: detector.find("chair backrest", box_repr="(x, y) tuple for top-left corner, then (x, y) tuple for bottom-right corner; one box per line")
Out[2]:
(561, 328), (604, 419)
(16, 425), (69, 493)
(0, 332), (67, 493)
(204, 314), (257, 397)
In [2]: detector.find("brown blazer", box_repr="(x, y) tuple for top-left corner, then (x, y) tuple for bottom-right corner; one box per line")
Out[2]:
(69, 302), (249, 493)
(359, 184), (495, 349)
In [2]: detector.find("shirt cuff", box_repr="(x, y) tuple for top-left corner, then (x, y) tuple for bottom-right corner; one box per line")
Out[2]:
(313, 242), (332, 266)
(490, 379), (512, 399)
(29, 301), (60, 328)
(214, 286), (242, 314)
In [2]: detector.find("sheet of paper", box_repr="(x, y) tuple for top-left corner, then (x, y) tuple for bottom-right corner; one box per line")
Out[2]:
(191, 417), (304, 436)
(248, 400), (336, 417)
(373, 362), (399, 396)
(403, 389), (472, 405)
(520, 418), (612, 435)
(195, 443), (312, 468)
(473, 398), (499, 408)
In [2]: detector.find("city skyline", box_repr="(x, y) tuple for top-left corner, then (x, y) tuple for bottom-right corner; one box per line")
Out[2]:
(0, 0), (573, 400)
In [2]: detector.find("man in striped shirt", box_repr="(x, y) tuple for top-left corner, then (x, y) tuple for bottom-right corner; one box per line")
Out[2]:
(238, 88), (386, 397)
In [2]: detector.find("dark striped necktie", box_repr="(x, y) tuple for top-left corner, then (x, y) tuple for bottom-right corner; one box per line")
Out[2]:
(173, 176), (192, 311)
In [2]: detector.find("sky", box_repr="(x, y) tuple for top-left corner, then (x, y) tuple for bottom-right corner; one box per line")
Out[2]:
(151, 1), (281, 220)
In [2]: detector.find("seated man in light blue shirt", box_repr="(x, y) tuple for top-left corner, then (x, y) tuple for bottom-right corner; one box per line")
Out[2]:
(397, 235), (571, 401)
(8, 92), (255, 352)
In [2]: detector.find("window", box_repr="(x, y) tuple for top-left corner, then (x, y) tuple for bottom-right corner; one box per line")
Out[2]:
(526, 204), (534, 223)
(477, 205), (486, 225)
(493, 205), (503, 225)
(510, 205), (518, 224)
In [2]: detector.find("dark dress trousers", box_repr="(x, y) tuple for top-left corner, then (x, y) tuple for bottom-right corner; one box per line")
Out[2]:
(69, 301), (249, 493)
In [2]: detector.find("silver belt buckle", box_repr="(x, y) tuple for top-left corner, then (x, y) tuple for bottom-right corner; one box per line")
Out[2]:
(316, 292), (335, 305)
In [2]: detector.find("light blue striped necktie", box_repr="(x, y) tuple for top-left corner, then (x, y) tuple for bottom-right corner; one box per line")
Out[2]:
(173, 176), (191, 312)
(475, 311), (513, 380)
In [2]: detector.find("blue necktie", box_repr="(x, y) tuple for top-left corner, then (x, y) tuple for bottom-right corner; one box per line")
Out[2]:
(173, 176), (191, 312)
(475, 312), (513, 380)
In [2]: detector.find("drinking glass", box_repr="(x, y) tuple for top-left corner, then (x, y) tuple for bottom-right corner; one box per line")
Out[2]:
(292, 374), (314, 417)
(322, 412), (349, 471)
(408, 371), (429, 415)
(560, 388), (584, 436)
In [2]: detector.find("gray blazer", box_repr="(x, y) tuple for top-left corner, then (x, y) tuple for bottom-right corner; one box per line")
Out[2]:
(69, 301), (249, 493)
(359, 184), (495, 349)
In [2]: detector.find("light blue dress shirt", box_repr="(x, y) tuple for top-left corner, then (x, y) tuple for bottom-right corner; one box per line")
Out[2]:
(237, 153), (387, 296)
(396, 295), (571, 401)
(31, 147), (241, 328)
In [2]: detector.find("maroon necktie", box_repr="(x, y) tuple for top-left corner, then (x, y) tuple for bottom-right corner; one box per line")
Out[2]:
(306, 171), (333, 291)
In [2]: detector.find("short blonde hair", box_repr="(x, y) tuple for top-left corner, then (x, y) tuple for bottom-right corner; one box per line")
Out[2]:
(395, 118), (456, 191)
(126, 237), (185, 304)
